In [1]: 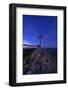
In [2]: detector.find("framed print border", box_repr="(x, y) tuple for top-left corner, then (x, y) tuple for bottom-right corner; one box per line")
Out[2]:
(9, 3), (66, 86)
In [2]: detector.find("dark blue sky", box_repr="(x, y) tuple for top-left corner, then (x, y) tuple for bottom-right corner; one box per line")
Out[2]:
(23, 15), (57, 48)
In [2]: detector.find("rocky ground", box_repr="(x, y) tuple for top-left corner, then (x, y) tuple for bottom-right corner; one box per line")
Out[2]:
(23, 48), (57, 75)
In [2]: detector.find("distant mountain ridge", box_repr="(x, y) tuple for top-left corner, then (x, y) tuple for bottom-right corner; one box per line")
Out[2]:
(23, 44), (38, 48)
(23, 44), (57, 49)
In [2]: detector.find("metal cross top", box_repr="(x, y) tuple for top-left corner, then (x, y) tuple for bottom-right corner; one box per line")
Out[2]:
(37, 35), (43, 48)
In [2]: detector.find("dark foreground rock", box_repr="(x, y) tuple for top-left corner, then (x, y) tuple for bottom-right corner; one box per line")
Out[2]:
(23, 48), (57, 75)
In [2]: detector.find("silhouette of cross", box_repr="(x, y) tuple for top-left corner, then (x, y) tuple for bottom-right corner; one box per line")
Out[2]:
(37, 35), (43, 48)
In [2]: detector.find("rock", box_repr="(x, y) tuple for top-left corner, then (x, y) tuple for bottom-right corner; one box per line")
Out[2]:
(23, 48), (57, 74)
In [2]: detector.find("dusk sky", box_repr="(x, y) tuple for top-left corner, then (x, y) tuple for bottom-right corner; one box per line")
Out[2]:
(23, 15), (57, 48)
